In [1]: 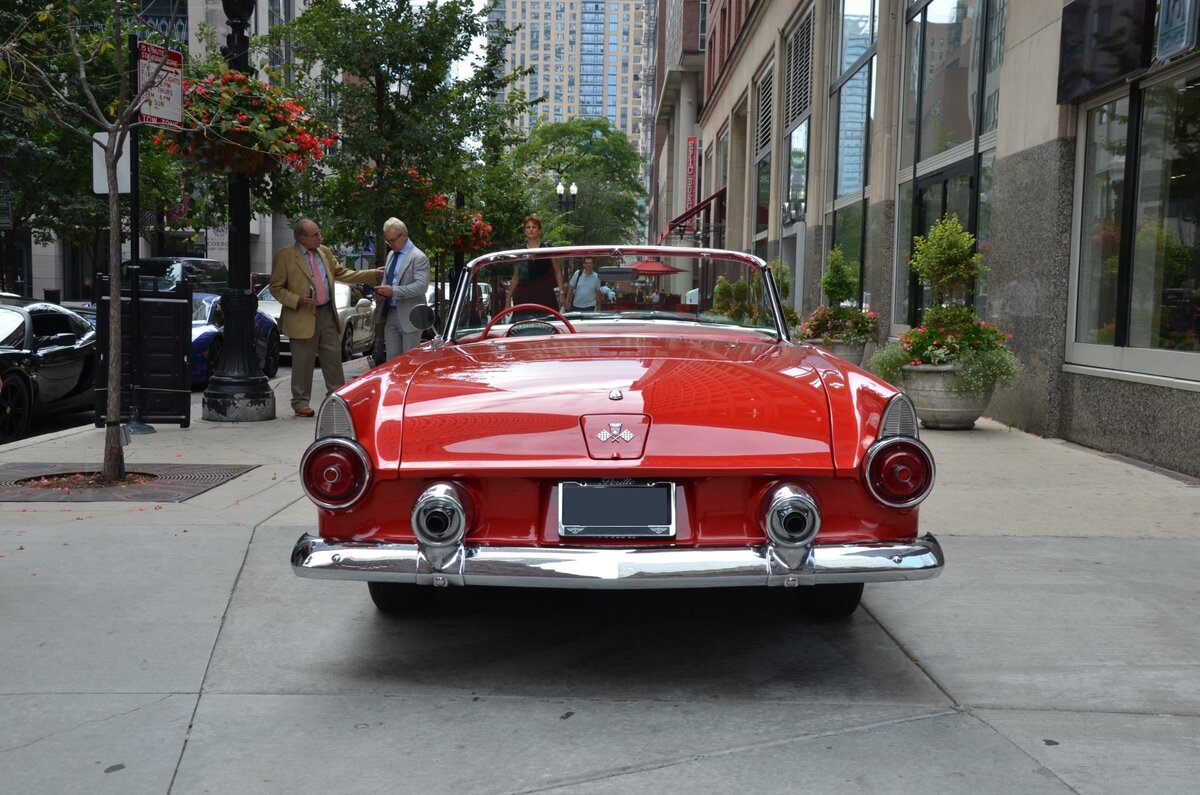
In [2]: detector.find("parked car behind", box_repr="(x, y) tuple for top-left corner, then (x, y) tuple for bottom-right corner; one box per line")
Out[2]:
(256, 283), (375, 364)
(122, 256), (228, 293)
(190, 292), (280, 388)
(0, 302), (97, 442)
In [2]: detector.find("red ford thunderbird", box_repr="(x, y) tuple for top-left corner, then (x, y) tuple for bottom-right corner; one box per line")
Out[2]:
(291, 246), (942, 619)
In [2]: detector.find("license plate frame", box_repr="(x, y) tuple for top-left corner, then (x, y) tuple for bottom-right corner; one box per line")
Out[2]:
(558, 480), (676, 539)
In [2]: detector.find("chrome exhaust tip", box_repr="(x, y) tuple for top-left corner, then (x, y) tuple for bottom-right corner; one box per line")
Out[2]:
(411, 483), (467, 547)
(764, 484), (821, 547)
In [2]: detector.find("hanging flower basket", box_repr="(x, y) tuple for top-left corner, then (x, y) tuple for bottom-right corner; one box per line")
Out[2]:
(154, 69), (337, 178)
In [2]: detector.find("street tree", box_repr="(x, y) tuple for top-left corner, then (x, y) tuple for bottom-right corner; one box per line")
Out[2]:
(0, 112), (110, 293)
(0, 0), (185, 478)
(274, 0), (534, 259)
(510, 117), (646, 245)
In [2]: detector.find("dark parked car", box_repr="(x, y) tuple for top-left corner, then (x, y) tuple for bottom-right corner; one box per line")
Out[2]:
(0, 302), (98, 442)
(122, 257), (228, 292)
(190, 292), (281, 388)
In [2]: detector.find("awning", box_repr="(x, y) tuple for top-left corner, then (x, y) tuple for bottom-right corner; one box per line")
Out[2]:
(629, 259), (685, 275)
(656, 187), (727, 243)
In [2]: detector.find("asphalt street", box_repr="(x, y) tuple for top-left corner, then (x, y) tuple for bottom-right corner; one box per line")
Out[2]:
(1, 356), (1198, 794)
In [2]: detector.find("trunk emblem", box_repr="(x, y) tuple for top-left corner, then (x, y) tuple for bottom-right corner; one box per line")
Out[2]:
(609, 389), (623, 400)
(597, 423), (635, 443)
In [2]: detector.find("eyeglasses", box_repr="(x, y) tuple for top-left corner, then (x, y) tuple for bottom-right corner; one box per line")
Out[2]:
(300, 229), (322, 238)
(384, 232), (406, 244)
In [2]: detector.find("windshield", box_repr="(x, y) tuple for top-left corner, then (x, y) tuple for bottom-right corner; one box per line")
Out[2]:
(444, 246), (786, 342)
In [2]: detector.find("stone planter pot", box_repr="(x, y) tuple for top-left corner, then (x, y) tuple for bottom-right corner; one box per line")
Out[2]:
(900, 363), (993, 430)
(818, 340), (867, 366)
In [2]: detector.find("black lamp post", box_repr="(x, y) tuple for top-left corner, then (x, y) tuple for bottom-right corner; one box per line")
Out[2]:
(203, 0), (276, 422)
(556, 180), (578, 212)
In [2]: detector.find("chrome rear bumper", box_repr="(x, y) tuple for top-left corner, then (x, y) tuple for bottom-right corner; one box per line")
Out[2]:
(291, 533), (944, 589)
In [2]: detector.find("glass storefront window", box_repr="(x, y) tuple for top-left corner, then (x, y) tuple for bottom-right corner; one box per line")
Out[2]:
(756, 155), (771, 236)
(787, 120), (809, 220)
(894, 183), (913, 326)
(900, 19), (920, 171)
(1129, 71), (1200, 353)
(833, 200), (865, 297)
(1075, 98), (1126, 346)
(836, 66), (870, 198)
(919, 0), (979, 160)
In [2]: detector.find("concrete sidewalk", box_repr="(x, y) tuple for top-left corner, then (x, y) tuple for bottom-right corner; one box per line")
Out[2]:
(1, 361), (1197, 794)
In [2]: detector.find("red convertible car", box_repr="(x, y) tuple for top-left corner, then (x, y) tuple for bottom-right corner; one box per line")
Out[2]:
(291, 246), (942, 619)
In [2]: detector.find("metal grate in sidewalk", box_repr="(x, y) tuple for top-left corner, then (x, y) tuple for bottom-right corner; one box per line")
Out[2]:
(0, 463), (258, 503)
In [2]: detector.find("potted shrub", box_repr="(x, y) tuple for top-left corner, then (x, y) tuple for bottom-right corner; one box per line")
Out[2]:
(868, 214), (1019, 429)
(797, 245), (878, 365)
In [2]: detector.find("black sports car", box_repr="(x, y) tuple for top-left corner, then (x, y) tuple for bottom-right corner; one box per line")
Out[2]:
(0, 302), (98, 443)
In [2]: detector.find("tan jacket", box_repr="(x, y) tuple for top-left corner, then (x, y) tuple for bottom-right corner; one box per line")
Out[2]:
(269, 243), (378, 340)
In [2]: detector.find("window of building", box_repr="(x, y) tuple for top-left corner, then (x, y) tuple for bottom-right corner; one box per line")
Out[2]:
(893, 0), (1006, 330)
(1070, 64), (1200, 381)
(754, 63), (774, 239)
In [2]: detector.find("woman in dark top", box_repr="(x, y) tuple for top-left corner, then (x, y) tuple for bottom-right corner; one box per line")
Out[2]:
(507, 215), (564, 315)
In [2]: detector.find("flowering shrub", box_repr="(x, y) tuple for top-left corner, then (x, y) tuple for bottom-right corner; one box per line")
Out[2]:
(155, 69), (337, 176)
(799, 305), (878, 344)
(355, 165), (492, 255)
(870, 304), (1019, 394)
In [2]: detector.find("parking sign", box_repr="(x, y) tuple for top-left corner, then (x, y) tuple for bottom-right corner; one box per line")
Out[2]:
(138, 42), (183, 131)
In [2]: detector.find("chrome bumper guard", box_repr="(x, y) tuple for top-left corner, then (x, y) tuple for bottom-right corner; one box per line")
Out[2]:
(291, 533), (944, 589)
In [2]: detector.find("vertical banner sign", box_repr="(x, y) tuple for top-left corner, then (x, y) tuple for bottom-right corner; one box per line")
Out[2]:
(138, 42), (183, 130)
(685, 136), (699, 232)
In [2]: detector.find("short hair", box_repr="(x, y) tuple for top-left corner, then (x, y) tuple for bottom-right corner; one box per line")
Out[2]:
(383, 217), (407, 236)
(523, 214), (543, 231)
(293, 218), (317, 241)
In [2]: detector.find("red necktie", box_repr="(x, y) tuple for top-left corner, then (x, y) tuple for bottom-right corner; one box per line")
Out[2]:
(306, 249), (328, 305)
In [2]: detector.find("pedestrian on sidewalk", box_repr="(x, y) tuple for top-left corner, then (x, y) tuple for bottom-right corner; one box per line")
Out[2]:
(270, 218), (383, 417)
(373, 218), (430, 362)
(564, 256), (602, 311)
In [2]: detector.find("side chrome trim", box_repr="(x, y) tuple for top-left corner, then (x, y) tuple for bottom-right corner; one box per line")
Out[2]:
(291, 534), (945, 589)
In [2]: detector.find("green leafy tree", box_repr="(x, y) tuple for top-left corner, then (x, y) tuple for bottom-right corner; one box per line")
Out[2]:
(0, 0), (186, 479)
(275, 0), (533, 260)
(509, 117), (646, 245)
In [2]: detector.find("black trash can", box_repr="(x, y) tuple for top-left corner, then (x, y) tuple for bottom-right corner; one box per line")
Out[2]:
(43, 288), (62, 304)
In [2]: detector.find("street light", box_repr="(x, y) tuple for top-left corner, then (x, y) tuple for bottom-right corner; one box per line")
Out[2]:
(556, 181), (578, 212)
(202, 0), (275, 422)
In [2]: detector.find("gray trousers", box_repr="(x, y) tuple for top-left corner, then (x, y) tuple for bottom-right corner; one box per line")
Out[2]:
(290, 303), (344, 409)
(383, 304), (421, 361)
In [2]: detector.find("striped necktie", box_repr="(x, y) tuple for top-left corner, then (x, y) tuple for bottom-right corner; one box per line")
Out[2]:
(306, 249), (328, 305)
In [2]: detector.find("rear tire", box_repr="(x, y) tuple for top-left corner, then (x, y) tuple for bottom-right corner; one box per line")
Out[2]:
(262, 331), (281, 377)
(367, 582), (433, 614)
(798, 583), (864, 621)
(0, 374), (32, 443)
(205, 336), (223, 385)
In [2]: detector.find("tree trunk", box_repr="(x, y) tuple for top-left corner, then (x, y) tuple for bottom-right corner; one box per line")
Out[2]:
(102, 138), (126, 481)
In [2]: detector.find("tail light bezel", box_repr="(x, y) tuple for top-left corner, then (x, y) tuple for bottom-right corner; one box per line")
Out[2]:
(301, 437), (373, 510)
(862, 436), (936, 509)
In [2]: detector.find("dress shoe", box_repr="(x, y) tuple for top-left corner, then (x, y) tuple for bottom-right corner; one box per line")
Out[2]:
(294, 406), (315, 417)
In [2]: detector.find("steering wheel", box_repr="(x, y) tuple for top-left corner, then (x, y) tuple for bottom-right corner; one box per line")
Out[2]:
(480, 303), (577, 338)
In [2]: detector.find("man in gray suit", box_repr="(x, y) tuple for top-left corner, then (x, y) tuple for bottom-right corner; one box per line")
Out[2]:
(374, 217), (431, 361)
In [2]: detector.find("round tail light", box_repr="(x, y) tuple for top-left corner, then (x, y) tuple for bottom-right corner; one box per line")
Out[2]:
(863, 438), (935, 508)
(301, 438), (372, 509)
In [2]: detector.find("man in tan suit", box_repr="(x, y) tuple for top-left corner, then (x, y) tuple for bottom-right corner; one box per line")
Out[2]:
(270, 218), (381, 417)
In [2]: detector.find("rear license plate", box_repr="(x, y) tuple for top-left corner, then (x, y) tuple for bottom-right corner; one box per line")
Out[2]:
(558, 481), (676, 538)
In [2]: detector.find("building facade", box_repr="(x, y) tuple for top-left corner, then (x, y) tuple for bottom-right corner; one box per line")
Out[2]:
(649, 0), (1200, 478)
(489, 0), (647, 150)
